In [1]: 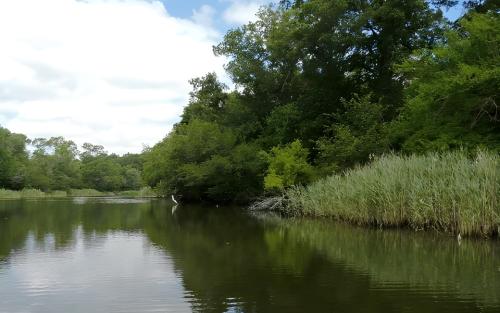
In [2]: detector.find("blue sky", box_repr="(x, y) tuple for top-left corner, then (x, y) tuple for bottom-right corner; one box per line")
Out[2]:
(160, 0), (272, 30)
(161, 0), (466, 33)
(0, 0), (468, 154)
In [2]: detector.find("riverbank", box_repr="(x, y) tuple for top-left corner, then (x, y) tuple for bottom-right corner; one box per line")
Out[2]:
(275, 151), (499, 237)
(0, 187), (156, 199)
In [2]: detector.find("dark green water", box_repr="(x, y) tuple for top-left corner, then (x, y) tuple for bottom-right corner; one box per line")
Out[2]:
(0, 198), (499, 313)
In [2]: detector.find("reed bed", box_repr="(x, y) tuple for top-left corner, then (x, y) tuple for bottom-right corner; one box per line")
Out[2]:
(285, 151), (499, 237)
(0, 188), (57, 199)
(116, 187), (157, 198)
(0, 188), (149, 199)
(0, 188), (136, 199)
(67, 189), (113, 197)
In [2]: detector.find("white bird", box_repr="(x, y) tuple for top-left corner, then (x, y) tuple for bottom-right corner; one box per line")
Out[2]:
(171, 195), (178, 204)
(457, 233), (462, 242)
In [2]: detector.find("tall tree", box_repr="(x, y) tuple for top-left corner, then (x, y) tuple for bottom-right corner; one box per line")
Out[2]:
(393, 11), (500, 152)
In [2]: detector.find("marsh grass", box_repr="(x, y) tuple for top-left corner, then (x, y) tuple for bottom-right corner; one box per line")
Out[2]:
(67, 189), (113, 197)
(285, 151), (499, 237)
(0, 188), (155, 199)
(117, 187), (157, 198)
(0, 188), (49, 199)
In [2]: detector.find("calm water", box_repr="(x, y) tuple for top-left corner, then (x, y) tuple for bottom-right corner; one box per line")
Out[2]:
(0, 198), (499, 313)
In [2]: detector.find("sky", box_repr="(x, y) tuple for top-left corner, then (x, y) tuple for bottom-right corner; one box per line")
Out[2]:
(0, 0), (464, 154)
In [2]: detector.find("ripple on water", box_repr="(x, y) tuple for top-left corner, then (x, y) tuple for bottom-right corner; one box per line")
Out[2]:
(72, 197), (150, 205)
(1, 199), (499, 313)
(0, 230), (191, 313)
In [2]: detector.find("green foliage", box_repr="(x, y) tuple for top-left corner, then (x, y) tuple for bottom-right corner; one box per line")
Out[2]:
(316, 95), (389, 173)
(28, 137), (82, 191)
(143, 119), (266, 202)
(144, 1), (498, 204)
(116, 187), (156, 198)
(0, 127), (147, 193)
(2, 1), (496, 206)
(68, 189), (113, 197)
(286, 150), (499, 237)
(0, 127), (29, 190)
(393, 12), (500, 153)
(263, 140), (314, 191)
(263, 103), (302, 147)
(181, 73), (228, 124)
(81, 156), (124, 191)
(0, 188), (64, 199)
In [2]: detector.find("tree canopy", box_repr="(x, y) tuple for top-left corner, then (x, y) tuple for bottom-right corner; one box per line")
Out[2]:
(144, 0), (499, 202)
(0, 126), (145, 192)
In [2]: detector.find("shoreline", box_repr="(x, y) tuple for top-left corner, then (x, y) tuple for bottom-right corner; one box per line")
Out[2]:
(0, 187), (157, 200)
(252, 151), (499, 238)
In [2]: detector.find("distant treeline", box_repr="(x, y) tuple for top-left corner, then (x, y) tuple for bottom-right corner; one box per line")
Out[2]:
(0, 129), (144, 192)
(142, 0), (499, 202)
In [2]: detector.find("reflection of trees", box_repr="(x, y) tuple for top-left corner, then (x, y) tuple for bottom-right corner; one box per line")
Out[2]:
(0, 199), (150, 261)
(1, 200), (499, 313)
(142, 205), (498, 313)
(277, 220), (500, 307)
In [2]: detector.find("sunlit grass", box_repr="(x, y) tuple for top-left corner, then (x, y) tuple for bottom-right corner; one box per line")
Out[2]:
(0, 188), (156, 199)
(0, 188), (48, 199)
(116, 187), (157, 198)
(67, 189), (113, 197)
(285, 151), (499, 237)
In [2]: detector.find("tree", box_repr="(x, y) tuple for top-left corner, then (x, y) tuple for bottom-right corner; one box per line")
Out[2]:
(316, 95), (389, 172)
(122, 167), (142, 190)
(393, 11), (500, 153)
(81, 156), (123, 191)
(143, 120), (266, 202)
(26, 137), (81, 190)
(180, 73), (228, 124)
(144, 1), (499, 203)
(0, 127), (29, 189)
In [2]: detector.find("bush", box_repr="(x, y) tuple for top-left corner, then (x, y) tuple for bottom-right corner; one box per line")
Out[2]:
(263, 140), (314, 191)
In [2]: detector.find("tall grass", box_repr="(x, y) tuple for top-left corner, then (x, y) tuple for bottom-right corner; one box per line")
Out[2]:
(67, 189), (113, 197)
(0, 188), (55, 199)
(285, 151), (499, 237)
(0, 188), (155, 199)
(116, 187), (157, 198)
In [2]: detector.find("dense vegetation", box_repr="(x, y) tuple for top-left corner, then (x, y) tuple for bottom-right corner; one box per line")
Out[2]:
(283, 150), (498, 236)
(1, 1), (498, 207)
(143, 0), (499, 203)
(0, 127), (146, 193)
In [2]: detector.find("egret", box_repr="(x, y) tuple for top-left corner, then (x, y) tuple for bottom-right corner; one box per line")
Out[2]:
(171, 195), (178, 204)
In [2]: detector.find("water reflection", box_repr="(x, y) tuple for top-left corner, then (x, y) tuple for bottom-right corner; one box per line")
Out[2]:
(0, 199), (499, 313)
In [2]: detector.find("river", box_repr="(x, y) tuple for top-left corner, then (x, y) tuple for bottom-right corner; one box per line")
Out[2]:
(0, 198), (499, 312)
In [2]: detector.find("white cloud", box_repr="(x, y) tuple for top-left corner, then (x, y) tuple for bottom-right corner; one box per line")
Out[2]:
(0, 0), (226, 154)
(192, 4), (217, 28)
(222, 0), (270, 25)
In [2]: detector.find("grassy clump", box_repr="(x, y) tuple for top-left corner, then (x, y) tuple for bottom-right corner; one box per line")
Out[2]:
(0, 188), (158, 199)
(117, 187), (157, 198)
(285, 151), (499, 237)
(0, 188), (64, 199)
(46, 190), (68, 198)
(67, 189), (113, 197)
(0, 189), (23, 199)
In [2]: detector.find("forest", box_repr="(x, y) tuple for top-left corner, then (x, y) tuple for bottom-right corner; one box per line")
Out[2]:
(0, 128), (144, 193)
(142, 0), (499, 202)
(1, 0), (499, 204)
